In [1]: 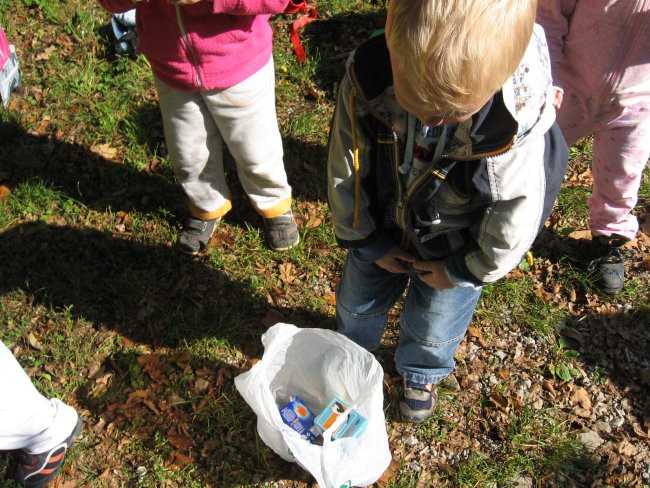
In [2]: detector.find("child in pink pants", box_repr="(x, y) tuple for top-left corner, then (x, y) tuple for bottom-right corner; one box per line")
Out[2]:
(537, 0), (650, 294)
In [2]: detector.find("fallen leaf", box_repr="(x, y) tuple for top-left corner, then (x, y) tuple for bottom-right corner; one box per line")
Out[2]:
(261, 309), (284, 327)
(27, 331), (44, 350)
(570, 386), (592, 411)
(279, 262), (296, 284)
(324, 292), (336, 306)
(35, 45), (56, 61)
(166, 450), (194, 469)
(91, 143), (119, 160)
(194, 377), (210, 392)
(467, 326), (488, 347)
(568, 229), (592, 240)
(305, 215), (324, 228)
(0, 185), (10, 201)
(167, 431), (194, 450)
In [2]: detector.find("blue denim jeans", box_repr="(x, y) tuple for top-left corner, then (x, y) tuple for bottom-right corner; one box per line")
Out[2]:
(336, 251), (482, 385)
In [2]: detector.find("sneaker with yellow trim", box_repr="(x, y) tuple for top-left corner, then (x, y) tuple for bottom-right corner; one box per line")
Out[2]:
(262, 209), (299, 251)
(177, 216), (220, 255)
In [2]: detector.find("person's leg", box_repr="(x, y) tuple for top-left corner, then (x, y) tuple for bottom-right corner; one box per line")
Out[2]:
(0, 341), (79, 454)
(396, 276), (482, 385)
(395, 277), (482, 422)
(335, 251), (408, 351)
(156, 78), (232, 254)
(202, 58), (292, 218)
(590, 112), (650, 241)
(587, 103), (650, 293)
(156, 78), (232, 220)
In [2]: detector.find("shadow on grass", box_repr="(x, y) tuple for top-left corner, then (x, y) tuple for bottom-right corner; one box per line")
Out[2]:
(0, 222), (331, 349)
(0, 221), (331, 484)
(76, 349), (312, 487)
(302, 9), (387, 99)
(0, 117), (185, 223)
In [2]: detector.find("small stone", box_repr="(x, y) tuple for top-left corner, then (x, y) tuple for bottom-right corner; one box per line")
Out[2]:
(401, 433), (419, 446)
(511, 475), (533, 488)
(494, 350), (507, 361)
(595, 421), (612, 434)
(532, 399), (544, 410)
(611, 417), (625, 429)
(409, 461), (421, 472)
(489, 375), (499, 385)
(576, 429), (604, 450)
(442, 373), (461, 391)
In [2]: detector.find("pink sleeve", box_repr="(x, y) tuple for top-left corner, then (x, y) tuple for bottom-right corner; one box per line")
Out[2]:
(211, 0), (290, 15)
(536, 0), (577, 90)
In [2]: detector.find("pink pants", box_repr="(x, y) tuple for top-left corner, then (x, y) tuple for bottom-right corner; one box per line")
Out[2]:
(558, 91), (650, 240)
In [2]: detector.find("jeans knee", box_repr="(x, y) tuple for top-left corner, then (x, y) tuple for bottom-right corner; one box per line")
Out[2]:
(401, 316), (466, 348)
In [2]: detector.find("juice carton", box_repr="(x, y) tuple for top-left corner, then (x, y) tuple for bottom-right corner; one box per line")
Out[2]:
(279, 396), (322, 442)
(314, 397), (368, 440)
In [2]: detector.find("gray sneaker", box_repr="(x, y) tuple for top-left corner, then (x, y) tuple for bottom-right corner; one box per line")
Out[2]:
(588, 235), (627, 295)
(399, 380), (438, 423)
(262, 209), (300, 251)
(177, 216), (219, 255)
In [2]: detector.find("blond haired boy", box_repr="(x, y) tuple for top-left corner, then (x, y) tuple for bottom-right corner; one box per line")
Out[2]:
(327, 0), (568, 423)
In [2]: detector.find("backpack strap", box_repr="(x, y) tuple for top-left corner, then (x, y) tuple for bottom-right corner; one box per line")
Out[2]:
(284, 0), (317, 63)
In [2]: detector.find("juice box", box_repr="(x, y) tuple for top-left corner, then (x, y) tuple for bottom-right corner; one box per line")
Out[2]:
(314, 397), (368, 440)
(279, 396), (322, 442)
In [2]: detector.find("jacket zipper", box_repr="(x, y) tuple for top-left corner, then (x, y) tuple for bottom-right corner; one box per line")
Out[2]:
(175, 6), (204, 89)
(395, 135), (515, 232)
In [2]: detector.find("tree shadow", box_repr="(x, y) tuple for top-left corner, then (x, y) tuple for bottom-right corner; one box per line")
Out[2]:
(75, 350), (313, 487)
(0, 222), (329, 350)
(0, 117), (185, 224)
(301, 9), (387, 99)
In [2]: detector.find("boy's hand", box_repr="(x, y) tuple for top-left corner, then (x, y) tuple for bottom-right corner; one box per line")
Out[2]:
(375, 246), (415, 274)
(412, 260), (455, 290)
(552, 87), (563, 109)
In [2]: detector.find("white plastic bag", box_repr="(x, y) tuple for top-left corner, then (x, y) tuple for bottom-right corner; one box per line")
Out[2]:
(235, 323), (391, 488)
(0, 26), (21, 107)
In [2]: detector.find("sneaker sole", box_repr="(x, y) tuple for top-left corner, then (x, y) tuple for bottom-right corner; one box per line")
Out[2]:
(270, 235), (300, 252)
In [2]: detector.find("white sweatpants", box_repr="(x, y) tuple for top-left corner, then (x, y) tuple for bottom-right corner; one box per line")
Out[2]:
(156, 58), (292, 220)
(0, 341), (78, 454)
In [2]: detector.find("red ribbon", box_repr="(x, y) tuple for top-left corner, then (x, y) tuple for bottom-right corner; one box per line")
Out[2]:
(285, 0), (317, 63)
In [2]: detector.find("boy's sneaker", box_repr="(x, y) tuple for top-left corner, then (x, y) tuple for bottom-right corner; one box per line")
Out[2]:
(177, 216), (220, 255)
(588, 235), (627, 295)
(14, 417), (82, 488)
(399, 380), (438, 424)
(263, 209), (299, 251)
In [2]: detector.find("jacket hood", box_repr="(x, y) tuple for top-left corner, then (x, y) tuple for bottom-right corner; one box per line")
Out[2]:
(347, 23), (556, 157)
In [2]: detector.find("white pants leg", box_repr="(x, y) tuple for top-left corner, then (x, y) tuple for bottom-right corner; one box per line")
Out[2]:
(156, 58), (292, 220)
(0, 341), (78, 454)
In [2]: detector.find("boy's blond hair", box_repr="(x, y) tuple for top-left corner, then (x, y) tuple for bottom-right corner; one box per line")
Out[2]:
(387, 0), (537, 118)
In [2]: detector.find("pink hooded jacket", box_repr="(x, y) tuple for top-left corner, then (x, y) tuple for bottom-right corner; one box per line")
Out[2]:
(99, 0), (290, 91)
(537, 0), (650, 102)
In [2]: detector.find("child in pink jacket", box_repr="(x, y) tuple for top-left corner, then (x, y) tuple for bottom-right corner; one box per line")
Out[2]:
(99, 0), (299, 254)
(537, 0), (650, 294)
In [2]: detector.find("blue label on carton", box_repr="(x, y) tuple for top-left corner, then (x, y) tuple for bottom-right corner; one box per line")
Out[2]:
(314, 397), (368, 440)
(279, 396), (321, 442)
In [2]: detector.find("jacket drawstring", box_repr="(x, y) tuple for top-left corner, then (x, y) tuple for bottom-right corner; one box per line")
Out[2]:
(350, 87), (361, 228)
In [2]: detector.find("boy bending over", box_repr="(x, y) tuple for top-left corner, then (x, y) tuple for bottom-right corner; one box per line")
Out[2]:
(327, 0), (568, 423)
